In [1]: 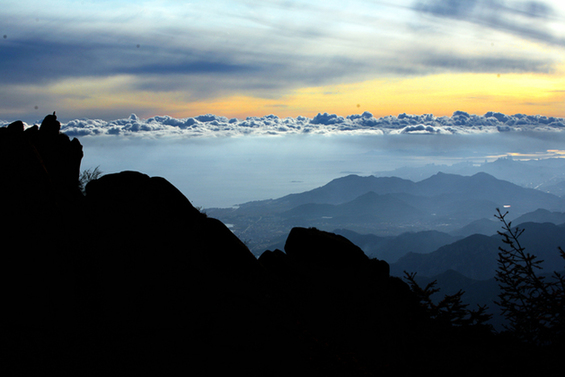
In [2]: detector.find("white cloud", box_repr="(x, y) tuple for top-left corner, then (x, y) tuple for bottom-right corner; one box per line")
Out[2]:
(4, 111), (562, 138)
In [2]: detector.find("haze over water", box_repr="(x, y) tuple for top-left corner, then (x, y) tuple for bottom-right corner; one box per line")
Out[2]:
(80, 130), (565, 208)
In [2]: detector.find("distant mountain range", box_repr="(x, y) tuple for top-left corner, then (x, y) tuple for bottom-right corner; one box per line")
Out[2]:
(209, 171), (565, 255)
(333, 229), (461, 263)
(374, 157), (565, 192)
(390, 221), (565, 278)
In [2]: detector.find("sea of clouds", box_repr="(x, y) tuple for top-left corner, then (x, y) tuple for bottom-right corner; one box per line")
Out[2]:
(4, 111), (563, 138)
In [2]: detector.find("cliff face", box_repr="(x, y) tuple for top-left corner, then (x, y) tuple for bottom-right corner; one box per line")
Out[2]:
(3, 115), (545, 376)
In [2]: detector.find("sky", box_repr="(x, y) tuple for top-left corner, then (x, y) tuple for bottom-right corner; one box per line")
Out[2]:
(2, 0), (565, 124)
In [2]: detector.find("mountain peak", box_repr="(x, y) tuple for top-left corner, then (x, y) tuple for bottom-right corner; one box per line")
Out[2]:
(471, 171), (497, 180)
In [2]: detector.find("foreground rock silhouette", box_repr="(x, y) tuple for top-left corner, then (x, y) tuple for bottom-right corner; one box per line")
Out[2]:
(2, 115), (562, 376)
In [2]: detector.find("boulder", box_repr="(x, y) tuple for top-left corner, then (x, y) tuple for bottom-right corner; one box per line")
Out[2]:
(84, 171), (269, 328)
(284, 226), (371, 270)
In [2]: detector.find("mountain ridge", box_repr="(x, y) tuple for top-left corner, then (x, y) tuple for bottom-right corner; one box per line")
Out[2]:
(374, 157), (565, 191)
(234, 171), (565, 213)
(210, 171), (565, 252)
(390, 221), (565, 280)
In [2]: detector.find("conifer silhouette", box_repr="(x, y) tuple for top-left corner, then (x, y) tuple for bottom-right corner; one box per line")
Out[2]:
(495, 208), (565, 345)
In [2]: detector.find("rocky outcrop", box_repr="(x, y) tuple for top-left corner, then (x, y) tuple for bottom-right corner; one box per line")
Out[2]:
(1, 114), (84, 328)
(83, 170), (270, 328)
(259, 228), (421, 373)
(285, 227), (371, 269)
(0, 113), (83, 201)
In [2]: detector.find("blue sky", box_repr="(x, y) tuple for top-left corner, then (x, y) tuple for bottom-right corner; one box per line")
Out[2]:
(2, 0), (565, 123)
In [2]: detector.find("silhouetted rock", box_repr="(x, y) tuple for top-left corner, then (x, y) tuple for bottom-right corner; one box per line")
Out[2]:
(255, 227), (431, 375)
(285, 227), (372, 271)
(0, 120), (287, 375)
(1, 115), (84, 328)
(1, 114), (83, 201)
(39, 111), (61, 135)
(84, 170), (269, 328)
(7, 119), (24, 132)
(258, 248), (296, 278)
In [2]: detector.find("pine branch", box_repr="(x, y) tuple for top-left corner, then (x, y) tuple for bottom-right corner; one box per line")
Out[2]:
(403, 271), (491, 327)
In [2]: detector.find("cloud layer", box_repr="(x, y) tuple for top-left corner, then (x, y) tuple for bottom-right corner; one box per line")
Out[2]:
(4, 111), (562, 138)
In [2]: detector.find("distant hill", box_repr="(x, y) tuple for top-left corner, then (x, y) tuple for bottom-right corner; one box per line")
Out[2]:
(513, 208), (565, 225)
(391, 234), (501, 280)
(209, 172), (565, 254)
(374, 157), (565, 190)
(231, 175), (418, 215)
(449, 218), (501, 237)
(239, 171), (565, 217)
(282, 191), (425, 226)
(391, 221), (565, 280)
(334, 228), (460, 263)
(414, 172), (564, 215)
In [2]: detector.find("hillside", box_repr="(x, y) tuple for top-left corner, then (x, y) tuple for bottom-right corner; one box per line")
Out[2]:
(391, 222), (565, 280)
(334, 228), (460, 263)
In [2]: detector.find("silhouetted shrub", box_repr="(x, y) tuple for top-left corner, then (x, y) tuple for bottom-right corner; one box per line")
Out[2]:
(403, 271), (492, 327)
(495, 208), (565, 345)
(79, 165), (102, 194)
